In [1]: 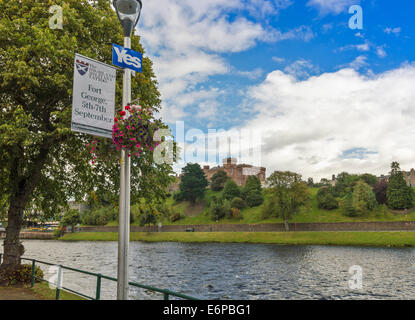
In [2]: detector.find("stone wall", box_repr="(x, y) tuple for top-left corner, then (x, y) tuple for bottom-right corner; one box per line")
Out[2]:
(80, 221), (415, 233)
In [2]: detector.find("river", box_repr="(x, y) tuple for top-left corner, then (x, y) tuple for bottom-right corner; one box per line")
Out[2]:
(10, 240), (415, 300)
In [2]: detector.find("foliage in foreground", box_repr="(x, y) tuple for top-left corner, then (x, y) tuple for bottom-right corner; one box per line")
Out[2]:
(0, 264), (43, 286)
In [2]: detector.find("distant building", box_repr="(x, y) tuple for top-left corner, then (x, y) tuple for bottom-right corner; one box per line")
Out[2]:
(203, 157), (266, 187)
(378, 168), (415, 187)
(403, 169), (415, 187)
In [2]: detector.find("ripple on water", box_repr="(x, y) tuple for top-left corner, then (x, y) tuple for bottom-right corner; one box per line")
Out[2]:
(9, 241), (415, 300)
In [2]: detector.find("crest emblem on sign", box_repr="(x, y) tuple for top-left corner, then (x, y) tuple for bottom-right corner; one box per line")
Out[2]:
(76, 60), (89, 76)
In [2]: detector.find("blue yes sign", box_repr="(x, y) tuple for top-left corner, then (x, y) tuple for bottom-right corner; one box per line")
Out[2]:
(112, 44), (142, 73)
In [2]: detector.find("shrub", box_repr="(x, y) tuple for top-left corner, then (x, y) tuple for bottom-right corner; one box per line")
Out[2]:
(53, 227), (65, 238)
(261, 195), (278, 219)
(231, 208), (241, 219)
(223, 180), (241, 200)
(245, 191), (264, 207)
(223, 199), (232, 219)
(210, 170), (229, 191)
(231, 197), (246, 210)
(353, 180), (377, 215)
(342, 192), (356, 217)
(170, 212), (181, 222)
(80, 206), (118, 226)
(316, 186), (339, 210)
(209, 202), (225, 221)
(373, 179), (388, 205)
(173, 191), (185, 202)
(0, 264), (44, 286)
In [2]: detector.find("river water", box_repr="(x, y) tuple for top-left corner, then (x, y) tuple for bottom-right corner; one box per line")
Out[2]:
(11, 240), (415, 300)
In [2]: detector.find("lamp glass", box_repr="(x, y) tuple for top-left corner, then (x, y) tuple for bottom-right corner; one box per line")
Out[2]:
(114, 0), (142, 36)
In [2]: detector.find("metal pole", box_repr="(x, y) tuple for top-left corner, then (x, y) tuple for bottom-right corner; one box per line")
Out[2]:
(117, 36), (131, 300)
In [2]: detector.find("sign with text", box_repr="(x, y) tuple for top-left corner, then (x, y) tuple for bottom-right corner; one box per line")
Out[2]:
(112, 43), (142, 73)
(71, 53), (116, 139)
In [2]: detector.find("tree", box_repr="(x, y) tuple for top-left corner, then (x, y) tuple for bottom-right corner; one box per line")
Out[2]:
(242, 176), (263, 207)
(307, 177), (314, 187)
(333, 172), (360, 197)
(267, 171), (309, 230)
(373, 179), (388, 205)
(342, 190), (356, 217)
(61, 209), (81, 233)
(210, 170), (228, 191)
(352, 180), (377, 216)
(178, 163), (208, 204)
(231, 197), (246, 210)
(316, 186), (339, 210)
(359, 173), (378, 187)
(222, 180), (241, 200)
(387, 162), (413, 209)
(0, 0), (175, 276)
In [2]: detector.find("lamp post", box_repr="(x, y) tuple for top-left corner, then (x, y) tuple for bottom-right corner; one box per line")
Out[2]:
(113, 0), (142, 301)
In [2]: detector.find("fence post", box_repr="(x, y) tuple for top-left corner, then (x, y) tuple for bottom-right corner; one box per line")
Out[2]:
(31, 260), (36, 288)
(55, 265), (62, 300)
(164, 292), (169, 300)
(96, 274), (102, 300)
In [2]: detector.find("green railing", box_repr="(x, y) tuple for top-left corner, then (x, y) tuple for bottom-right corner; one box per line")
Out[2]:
(0, 254), (199, 300)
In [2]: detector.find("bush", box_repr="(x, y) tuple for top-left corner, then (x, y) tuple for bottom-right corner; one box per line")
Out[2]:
(316, 187), (339, 210)
(231, 208), (241, 219)
(342, 192), (356, 217)
(80, 206), (117, 226)
(209, 202), (226, 221)
(53, 227), (65, 238)
(245, 191), (264, 207)
(210, 170), (228, 191)
(261, 195), (278, 219)
(223, 180), (241, 200)
(173, 191), (185, 202)
(231, 197), (246, 210)
(0, 264), (44, 286)
(170, 212), (181, 222)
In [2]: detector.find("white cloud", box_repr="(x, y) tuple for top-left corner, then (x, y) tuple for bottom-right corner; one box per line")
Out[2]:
(376, 46), (387, 58)
(235, 64), (415, 181)
(283, 59), (319, 79)
(235, 68), (264, 80)
(307, 0), (359, 15)
(384, 27), (401, 35)
(137, 0), (310, 123)
(339, 41), (370, 52)
(272, 56), (285, 63)
(340, 55), (368, 70)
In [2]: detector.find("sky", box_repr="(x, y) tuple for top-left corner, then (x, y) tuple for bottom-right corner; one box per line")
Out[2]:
(134, 0), (415, 181)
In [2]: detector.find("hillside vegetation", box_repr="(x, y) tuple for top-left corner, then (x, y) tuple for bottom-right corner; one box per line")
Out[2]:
(84, 188), (415, 227)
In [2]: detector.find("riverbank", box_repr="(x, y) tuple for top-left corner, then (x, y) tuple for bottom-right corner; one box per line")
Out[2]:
(60, 231), (415, 247)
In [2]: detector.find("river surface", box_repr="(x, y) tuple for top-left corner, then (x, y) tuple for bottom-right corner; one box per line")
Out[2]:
(7, 240), (415, 300)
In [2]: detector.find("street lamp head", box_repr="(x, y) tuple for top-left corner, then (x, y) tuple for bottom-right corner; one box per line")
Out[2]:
(113, 0), (142, 37)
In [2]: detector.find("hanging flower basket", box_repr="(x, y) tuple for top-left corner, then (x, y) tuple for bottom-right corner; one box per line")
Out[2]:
(86, 105), (161, 164)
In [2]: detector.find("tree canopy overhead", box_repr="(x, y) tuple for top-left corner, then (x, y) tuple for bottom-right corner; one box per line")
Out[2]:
(0, 0), (174, 274)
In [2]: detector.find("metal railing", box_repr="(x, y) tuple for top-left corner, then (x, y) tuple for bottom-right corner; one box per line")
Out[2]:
(0, 253), (199, 300)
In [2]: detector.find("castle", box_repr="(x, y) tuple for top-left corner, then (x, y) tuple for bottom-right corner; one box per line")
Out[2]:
(379, 168), (415, 187)
(203, 158), (266, 187)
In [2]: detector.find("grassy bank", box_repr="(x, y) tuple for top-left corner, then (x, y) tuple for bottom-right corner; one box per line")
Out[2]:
(94, 188), (415, 228)
(61, 231), (415, 247)
(30, 282), (86, 300)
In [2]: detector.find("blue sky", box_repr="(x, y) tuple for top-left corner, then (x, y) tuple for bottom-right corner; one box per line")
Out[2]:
(137, 0), (415, 180)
